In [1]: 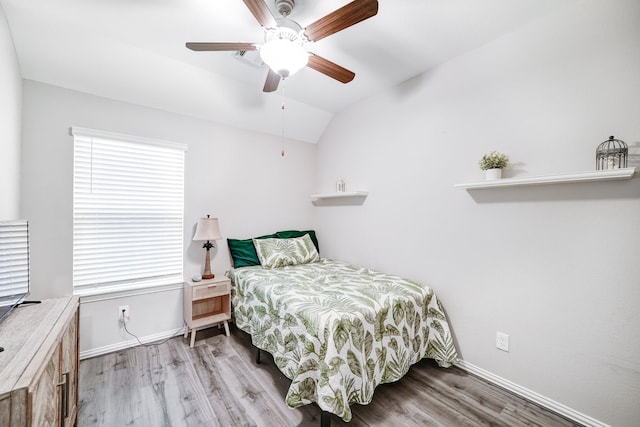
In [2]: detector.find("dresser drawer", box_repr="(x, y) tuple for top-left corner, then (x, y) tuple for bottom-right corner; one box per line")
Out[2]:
(192, 280), (230, 300)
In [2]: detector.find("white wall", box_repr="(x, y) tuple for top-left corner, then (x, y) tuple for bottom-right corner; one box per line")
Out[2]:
(314, 1), (640, 426)
(0, 3), (21, 220)
(20, 80), (316, 354)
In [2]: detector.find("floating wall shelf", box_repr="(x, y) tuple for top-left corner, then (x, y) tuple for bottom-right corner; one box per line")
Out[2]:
(310, 191), (368, 201)
(454, 167), (636, 190)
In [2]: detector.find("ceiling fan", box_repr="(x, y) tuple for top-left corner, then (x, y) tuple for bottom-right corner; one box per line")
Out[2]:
(186, 0), (379, 92)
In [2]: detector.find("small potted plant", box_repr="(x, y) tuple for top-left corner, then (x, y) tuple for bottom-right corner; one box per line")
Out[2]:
(479, 151), (509, 180)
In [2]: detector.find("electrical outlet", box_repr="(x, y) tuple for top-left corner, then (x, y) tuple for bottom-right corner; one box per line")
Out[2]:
(496, 331), (509, 352)
(119, 305), (130, 323)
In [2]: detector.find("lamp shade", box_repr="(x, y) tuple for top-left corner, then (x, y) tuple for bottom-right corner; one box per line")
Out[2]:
(260, 38), (308, 78)
(193, 217), (222, 241)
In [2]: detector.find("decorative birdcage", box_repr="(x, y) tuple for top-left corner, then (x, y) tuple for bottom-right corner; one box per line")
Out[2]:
(596, 136), (628, 170)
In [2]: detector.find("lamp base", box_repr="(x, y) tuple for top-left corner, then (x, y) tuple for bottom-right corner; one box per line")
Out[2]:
(202, 244), (215, 280)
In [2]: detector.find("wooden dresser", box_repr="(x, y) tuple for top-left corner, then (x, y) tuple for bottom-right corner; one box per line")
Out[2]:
(0, 296), (80, 427)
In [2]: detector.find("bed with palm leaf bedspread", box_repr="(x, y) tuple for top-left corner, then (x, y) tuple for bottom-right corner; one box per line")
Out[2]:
(229, 234), (458, 422)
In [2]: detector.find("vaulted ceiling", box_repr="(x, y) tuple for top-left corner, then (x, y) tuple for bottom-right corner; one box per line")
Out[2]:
(1, 0), (576, 143)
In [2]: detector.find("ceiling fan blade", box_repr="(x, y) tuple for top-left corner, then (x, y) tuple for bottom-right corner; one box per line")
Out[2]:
(186, 42), (257, 51)
(263, 69), (281, 92)
(307, 53), (355, 84)
(242, 0), (278, 28)
(304, 0), (378, 42)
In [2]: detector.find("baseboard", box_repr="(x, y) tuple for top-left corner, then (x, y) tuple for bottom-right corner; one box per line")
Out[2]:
(455, 360), (610, 427)
(79, 327), (185, 360)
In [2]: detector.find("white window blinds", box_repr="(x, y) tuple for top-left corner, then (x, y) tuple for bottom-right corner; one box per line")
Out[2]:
(0, 220), (29, 298)
(72, 127), (187, 294)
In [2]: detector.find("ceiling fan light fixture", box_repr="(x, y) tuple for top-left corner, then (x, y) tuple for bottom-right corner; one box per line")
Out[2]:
(186, 0), (379, 92)
(260, 38), (308, 78)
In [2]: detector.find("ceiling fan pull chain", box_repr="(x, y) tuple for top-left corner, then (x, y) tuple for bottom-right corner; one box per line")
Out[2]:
(281, 78), (286, 157)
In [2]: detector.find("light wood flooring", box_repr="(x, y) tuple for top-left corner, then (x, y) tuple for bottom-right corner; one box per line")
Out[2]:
(78, 325), (582, 426)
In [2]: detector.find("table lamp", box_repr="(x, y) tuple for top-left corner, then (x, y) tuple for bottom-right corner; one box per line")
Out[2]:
(193, 215), (222, 279)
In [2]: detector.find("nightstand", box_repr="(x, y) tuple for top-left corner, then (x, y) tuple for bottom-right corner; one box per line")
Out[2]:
(183, 276), (231, 348)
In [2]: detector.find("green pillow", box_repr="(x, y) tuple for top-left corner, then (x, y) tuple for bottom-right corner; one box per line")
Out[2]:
(227, 234), (276, 268)
(275, 230), (319, 254)
(253, 234), (320, 268)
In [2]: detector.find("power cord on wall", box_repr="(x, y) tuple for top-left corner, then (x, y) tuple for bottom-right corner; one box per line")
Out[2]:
(120, 308), (185, 348)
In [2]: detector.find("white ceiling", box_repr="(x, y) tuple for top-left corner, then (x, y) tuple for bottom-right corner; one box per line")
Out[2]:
(1, 0), (576, 143)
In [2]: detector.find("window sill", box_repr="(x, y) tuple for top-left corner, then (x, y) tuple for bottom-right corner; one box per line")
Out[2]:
(75, 278), (184, 303)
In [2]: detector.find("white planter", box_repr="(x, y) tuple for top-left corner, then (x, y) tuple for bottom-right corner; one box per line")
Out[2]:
(485, 168), (502, 180)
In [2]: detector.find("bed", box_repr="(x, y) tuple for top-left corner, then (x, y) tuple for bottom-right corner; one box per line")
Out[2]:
(228, 231), (458, 422)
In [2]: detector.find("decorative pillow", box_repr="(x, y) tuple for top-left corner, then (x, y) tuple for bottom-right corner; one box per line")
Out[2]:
(275, 229), (320, 254)
(227, 234), (276, 268)
(253, 234), (320, 268)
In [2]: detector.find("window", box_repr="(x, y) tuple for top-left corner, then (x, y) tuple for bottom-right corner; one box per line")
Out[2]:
(72, 127), (187, 295)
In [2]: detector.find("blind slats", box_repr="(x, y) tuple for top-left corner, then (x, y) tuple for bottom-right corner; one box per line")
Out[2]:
(0, 221), (30, 298)
(73, 129), (185, 293)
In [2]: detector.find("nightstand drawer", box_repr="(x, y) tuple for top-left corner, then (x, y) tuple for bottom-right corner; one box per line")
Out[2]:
(192, 281), (230, 300)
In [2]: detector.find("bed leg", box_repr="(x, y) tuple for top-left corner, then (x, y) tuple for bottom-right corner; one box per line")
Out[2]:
(255, 347), (261, 364)
(320, 411), (331, 427)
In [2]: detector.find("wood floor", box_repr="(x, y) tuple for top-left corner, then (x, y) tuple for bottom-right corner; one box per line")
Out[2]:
(78, 325), (581, 427)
